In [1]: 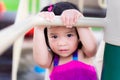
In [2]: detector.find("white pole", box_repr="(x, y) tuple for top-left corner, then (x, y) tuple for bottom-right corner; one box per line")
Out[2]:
(11, 0), (29, 80)
(32, 0), (37, 14)
(104, 0), (120, 46)
(78, 0), (84, 12)
(101, 0), (120, 79)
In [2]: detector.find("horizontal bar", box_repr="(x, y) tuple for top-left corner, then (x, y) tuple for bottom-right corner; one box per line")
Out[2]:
(34, 16), (105, 27)
(0, 16), (105, 54)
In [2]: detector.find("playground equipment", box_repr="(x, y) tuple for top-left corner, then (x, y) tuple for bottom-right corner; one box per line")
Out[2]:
(98, 0), (107, 8)
(1, 0), (120, 80)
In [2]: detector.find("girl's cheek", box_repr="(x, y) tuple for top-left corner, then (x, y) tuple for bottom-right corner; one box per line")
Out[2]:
(49, 39), (58, 45)
(50, 39), (56, 42)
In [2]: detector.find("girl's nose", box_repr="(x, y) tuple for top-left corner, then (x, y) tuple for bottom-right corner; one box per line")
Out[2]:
(57, 38), (67, 46)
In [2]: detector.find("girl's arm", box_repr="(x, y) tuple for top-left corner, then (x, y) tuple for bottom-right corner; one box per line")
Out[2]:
(33, 27), (52, 68)
(33, 12), (54, 68)
(61, 9), (97, 57)
(77, 27), (97, 57)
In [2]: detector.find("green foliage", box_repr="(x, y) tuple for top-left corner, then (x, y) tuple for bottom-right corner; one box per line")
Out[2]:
(92, 27), (103, 31)
(3, 0), (20, 11)
(3, 0), (40, 12)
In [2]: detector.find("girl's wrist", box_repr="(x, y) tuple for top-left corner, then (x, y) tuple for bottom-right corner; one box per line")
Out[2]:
(35, 26), (46, 31)
(34, 27), (46, 34)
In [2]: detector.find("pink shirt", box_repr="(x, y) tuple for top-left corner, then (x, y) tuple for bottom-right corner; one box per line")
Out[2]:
(50, 51), (98, 80)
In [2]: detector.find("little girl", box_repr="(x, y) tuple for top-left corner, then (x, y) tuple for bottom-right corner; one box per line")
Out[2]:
(33, 2), (98, 80)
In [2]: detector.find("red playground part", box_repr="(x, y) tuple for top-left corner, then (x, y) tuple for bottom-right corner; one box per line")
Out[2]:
(25, 28), (34, 38)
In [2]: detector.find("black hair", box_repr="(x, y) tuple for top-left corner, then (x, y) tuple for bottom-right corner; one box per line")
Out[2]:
(41, 2), (80, 15)
(41, 2), (82, 51)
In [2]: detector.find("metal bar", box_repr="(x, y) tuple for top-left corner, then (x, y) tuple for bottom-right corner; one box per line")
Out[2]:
(0, 16), (105, 54)
(10, 0), (29, 80)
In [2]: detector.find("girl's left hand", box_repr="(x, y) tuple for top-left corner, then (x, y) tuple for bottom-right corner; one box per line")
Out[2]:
(61, 9), (83, 28)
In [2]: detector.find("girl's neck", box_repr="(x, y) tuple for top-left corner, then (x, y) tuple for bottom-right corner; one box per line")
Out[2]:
(59, 50), (78, 65)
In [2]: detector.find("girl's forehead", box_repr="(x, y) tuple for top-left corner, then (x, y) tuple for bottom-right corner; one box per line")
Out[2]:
(47, 26), (76, 32)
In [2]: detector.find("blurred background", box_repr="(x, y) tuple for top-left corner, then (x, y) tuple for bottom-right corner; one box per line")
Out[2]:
(0, 0), (106, 80)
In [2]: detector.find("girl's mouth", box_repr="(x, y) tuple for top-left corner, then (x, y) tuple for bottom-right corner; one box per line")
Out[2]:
(59, 49), (69, 53)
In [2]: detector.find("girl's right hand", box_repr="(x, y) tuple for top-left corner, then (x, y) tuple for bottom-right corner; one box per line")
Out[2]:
(38, 12), (55, 21)
(36, 12), (55, 30)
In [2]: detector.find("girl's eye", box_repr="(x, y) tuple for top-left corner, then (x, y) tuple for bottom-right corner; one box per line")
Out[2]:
(52, 35), (58, 39)
(67, 34), (73, 37)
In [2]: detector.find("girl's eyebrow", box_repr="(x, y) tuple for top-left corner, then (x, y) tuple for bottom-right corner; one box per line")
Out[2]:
(66, 29), (75, 33)
(66, 31), (74, 33)
(48, 32), (58, 35)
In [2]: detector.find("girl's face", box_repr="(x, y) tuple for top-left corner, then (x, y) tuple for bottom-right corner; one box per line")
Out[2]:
(47, 26), (79, 57)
